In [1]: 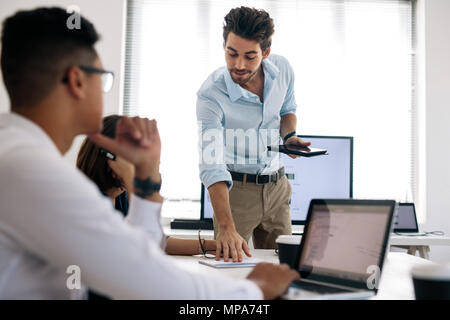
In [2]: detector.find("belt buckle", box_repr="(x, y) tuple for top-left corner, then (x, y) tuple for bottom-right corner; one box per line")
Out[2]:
(274, 171), (279, 183)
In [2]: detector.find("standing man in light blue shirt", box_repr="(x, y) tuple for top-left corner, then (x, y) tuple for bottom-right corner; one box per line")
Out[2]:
(197, 7), (310, 262)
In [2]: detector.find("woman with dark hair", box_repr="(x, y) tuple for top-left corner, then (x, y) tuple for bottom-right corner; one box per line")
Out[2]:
(77, 115), (217, 299)
(77, 115), (133, 215)
(77, 115), (216, 258)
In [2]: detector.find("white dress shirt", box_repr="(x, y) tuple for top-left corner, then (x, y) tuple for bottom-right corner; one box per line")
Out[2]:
(0, 112), (263, 300)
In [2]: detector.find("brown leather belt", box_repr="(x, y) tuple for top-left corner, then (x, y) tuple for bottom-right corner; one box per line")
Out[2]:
(229, 167), (285, 185)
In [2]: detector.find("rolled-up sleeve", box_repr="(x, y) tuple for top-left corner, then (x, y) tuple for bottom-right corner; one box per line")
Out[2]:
(280, 61), (297, 117)
(196, 93), (232, 190)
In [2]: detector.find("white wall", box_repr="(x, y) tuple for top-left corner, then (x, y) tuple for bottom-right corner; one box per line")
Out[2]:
(417, 0), (450, 262)
(0, 0), (126, 164)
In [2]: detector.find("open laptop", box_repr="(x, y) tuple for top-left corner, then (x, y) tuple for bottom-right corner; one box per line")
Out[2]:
(283, 199), (396, 300)
(392, 203), (426, 236)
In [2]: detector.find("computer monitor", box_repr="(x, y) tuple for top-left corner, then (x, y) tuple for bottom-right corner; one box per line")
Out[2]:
(201, 135), (353, 224)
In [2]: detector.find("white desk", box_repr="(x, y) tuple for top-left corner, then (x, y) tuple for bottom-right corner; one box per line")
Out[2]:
(374, 252), (434, 300)
(169, 249), (434, 300)
(165, 224), (450, 260)
(389, 234), (450, 259)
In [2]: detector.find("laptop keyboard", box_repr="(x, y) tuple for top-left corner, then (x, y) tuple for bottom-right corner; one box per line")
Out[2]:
(291, 280), (352, 294)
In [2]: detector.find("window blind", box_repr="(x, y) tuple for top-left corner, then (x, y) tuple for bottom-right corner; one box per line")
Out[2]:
(124, 0), (414, 219)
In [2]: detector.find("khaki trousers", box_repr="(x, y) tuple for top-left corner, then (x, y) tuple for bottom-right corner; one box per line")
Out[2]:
(213, 175), (292, 249)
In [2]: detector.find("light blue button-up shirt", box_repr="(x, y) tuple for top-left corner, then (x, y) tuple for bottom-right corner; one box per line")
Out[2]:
(196, 54), (297, 189)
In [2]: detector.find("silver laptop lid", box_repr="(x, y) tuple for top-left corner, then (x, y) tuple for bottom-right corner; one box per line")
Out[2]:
(296, 199), (396, 291)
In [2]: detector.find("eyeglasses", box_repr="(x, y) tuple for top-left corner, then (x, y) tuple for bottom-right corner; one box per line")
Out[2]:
(62, 65), (114, 93)
(198, 230), (216, 259)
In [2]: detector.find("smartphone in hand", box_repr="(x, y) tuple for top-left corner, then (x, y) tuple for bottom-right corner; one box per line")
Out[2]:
(268, 144), (328, 157)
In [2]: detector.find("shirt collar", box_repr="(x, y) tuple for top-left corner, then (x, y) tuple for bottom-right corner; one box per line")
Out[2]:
(224, 68), (245, 103)
(0, 112), (61, 156)
(223, 57), (280, 103)
(262, 57), (280, 80)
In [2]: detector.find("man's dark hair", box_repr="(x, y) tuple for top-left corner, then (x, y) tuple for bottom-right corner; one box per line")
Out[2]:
(77, 115), (123, 194)
(223, 7), (274, 52)
(1, 7), (100, 107)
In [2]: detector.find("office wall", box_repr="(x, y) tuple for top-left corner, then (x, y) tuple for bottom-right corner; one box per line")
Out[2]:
(0, 0), (126, 164)
(417, 0), (450, 262)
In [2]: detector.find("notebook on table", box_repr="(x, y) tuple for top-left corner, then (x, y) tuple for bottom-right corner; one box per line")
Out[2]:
(199, 257), (263, 268)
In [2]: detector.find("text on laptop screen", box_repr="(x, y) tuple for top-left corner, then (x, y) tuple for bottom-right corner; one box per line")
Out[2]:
(298, 204), (392, 283)
(201, 136), (353, 223)
(393, 203), (418, 232)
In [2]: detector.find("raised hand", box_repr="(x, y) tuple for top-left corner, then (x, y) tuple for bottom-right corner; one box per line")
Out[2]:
(88, 116), (161, 181)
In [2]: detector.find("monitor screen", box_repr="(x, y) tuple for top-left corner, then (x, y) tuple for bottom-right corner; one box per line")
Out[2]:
(201, 135), (353, 224)
(393, 203), (418, 232)
(298, 200), (394, 285)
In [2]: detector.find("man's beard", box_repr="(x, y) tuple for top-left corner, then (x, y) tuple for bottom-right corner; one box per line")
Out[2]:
(230, 68), (258, 86)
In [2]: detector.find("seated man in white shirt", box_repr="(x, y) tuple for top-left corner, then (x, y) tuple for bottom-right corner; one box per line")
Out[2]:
(0, 7), (299, 299)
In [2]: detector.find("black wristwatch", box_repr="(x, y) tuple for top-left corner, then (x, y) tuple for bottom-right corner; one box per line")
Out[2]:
(283, 131), (296, 144)
(133, 175), (162, 198)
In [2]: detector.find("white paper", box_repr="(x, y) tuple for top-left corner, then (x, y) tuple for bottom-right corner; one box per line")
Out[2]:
(198, 257), (263, 268)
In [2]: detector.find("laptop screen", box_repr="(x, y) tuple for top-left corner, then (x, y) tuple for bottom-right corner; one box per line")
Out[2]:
(393, 203), (418, 232)
(298, 201), (394, 285)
